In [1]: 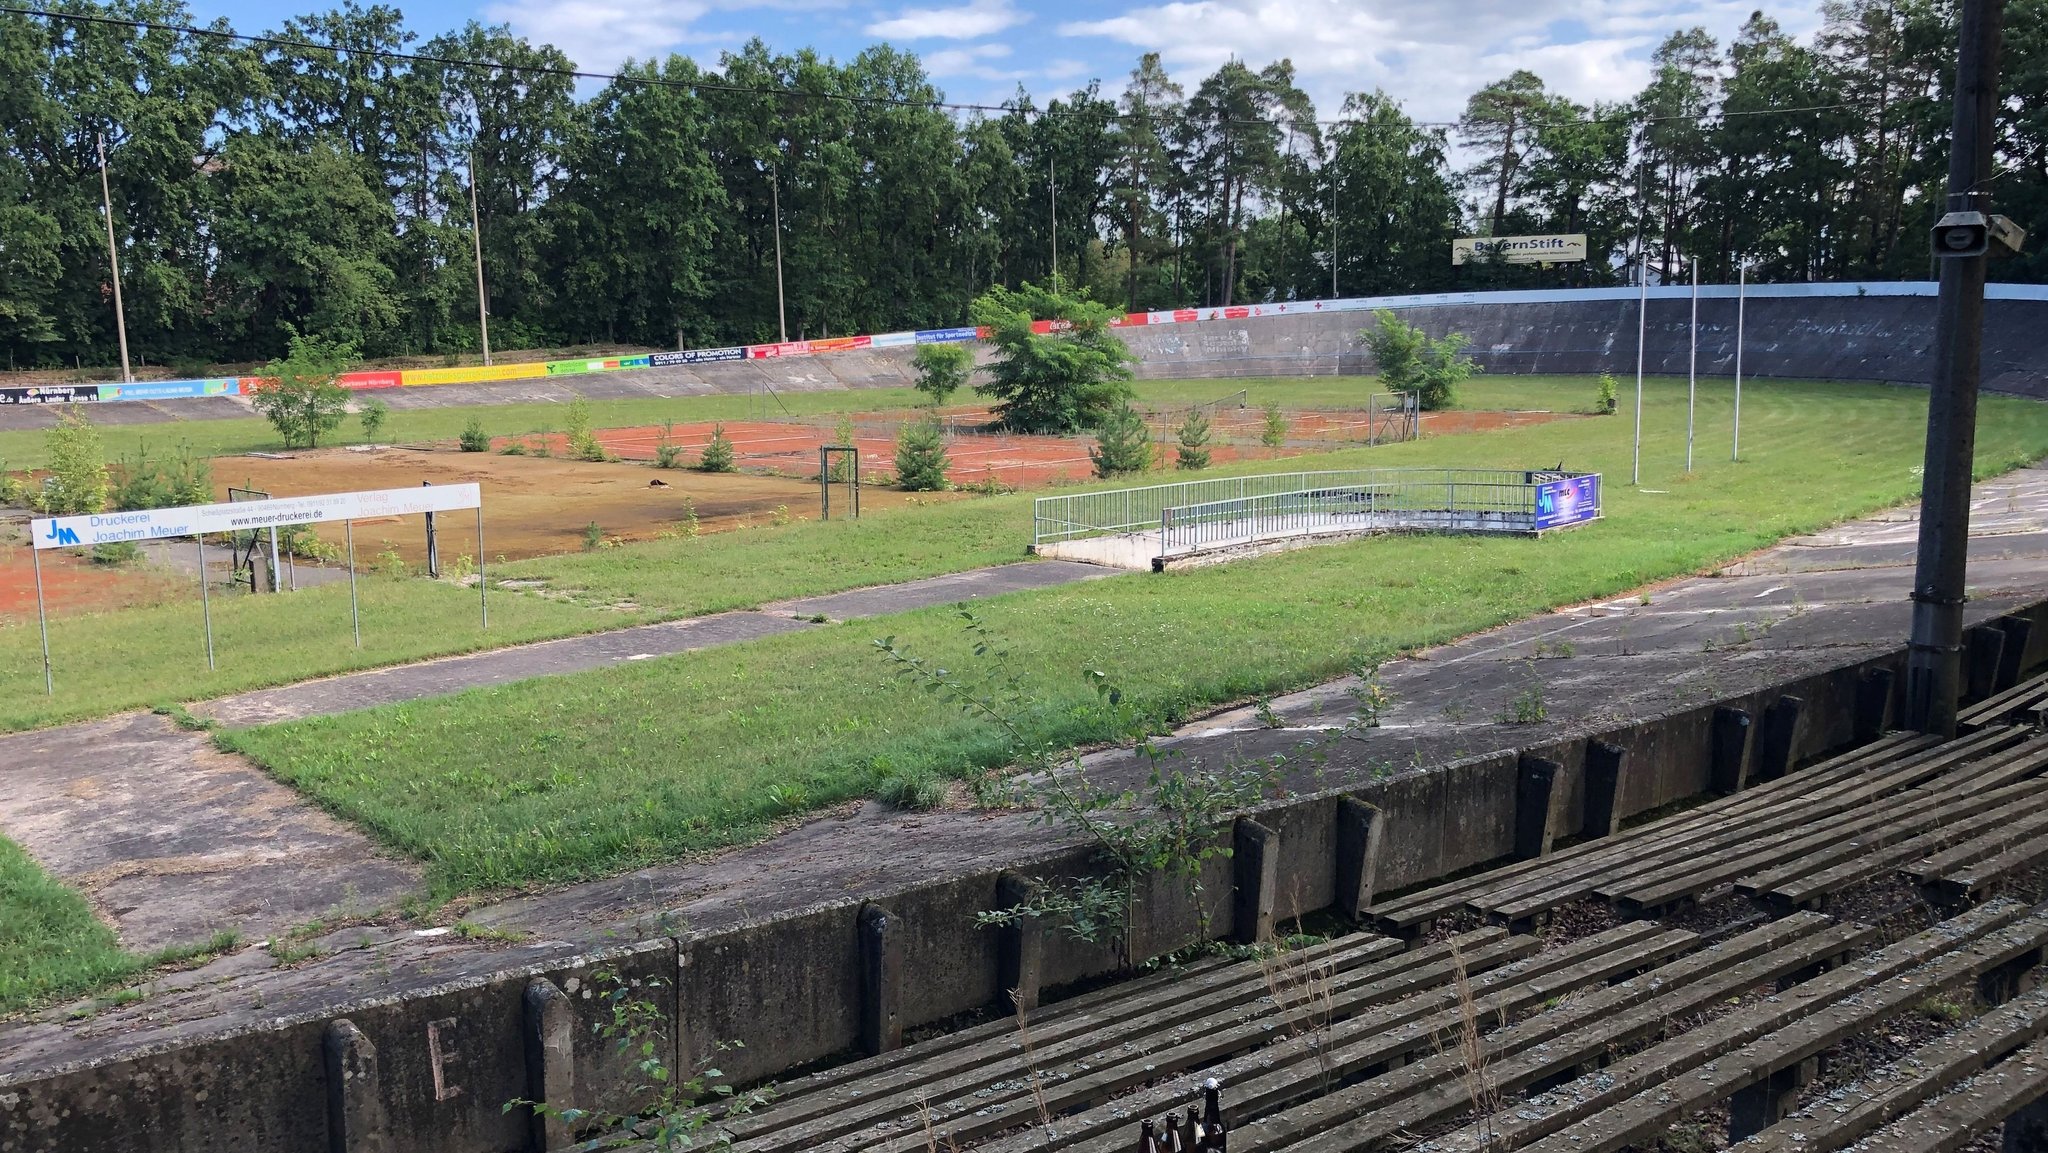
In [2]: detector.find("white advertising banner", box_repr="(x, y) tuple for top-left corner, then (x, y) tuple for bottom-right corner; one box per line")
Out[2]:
(32, 483), (482, 550)
(1451, 234), (1588, 265)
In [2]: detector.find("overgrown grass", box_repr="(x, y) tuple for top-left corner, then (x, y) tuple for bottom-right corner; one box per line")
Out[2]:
(218, 379), (2048, 898)
(0, 375), (1600, 730)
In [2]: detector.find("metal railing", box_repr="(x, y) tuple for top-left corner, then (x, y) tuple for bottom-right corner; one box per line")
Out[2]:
(1033, 468), (1601, 556)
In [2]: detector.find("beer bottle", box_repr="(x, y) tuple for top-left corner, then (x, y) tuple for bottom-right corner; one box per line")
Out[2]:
(1139, 1117), (1161, 1153)
(1201, 1079), (1226, 1151)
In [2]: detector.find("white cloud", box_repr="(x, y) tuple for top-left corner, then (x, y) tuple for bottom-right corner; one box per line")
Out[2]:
(921, 42), (1024, 79)
(866, 0), (1024, 40)
(486, 0), (850, 74)
(1059, 0), (1826, 126)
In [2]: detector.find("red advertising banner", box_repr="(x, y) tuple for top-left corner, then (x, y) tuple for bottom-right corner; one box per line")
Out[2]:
(338, 371), (404, 390)
(808, 336), (872, 353)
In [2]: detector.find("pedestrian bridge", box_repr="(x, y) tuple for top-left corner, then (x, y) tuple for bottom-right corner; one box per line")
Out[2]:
(1030, 468), (1602, 571)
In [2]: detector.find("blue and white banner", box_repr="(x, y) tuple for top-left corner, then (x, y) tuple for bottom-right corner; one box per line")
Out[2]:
(914, 327), (980, 344)
(33, 483), (482, 550)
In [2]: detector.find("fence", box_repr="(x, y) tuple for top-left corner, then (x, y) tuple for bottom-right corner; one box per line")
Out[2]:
(1032, 468), (1601, 565)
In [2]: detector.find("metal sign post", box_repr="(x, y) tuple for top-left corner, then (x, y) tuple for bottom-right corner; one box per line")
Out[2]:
(198, 534), (215, 670)
(476, 506), (488, 628)
(1633, 259), (1648, 485)
(32, 546), (52, 694)
(346, 520), (360, 648)
(1686, 263), (1698, 473)
(1733, 264), (1747, 461)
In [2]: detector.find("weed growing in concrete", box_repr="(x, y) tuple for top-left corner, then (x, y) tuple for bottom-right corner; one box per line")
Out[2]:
(877, 610), (1290, 967)
(1349, 654), (1392, 727)
(510, 970), (772, 1151)
(1255, 697), (1284, 728)
(451, 921), (527, 944)
(874, 766), (947, 811)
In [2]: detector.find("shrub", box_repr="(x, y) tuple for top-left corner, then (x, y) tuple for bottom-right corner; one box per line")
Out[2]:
(1597, 373), (1619, 415)
(581, 520), (604, 550)
(252, 331), (355, 448)
(564, 397), (604, 461)
(698, 424), (736, 473)
(1364, 309), (1474, 411)
(894, 414), (952, 491)
(1175, 411), (1213, 470)
(654, 419), (684, 469)
(830, 416), (857, 483)
(970, 282), (1135, 433)
(874, 766), (947, 811)
(113, 440), (212, 510)
(458, 418), (490, 452)
(358, 398), (389, 444)
(911, 342), (973, 408)
(34, 409), (110, 515)
(1090, 403), (1154, 478)
(90, 540), (142, 565)
(1260, 401), (1289, 448)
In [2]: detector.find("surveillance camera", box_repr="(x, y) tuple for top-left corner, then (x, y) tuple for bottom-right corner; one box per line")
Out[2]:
(1932, 211), (1988, 258)
(1989, 214), (2027, 255)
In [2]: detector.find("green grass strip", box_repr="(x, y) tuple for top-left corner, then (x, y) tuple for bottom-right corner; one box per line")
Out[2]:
(219, 379), (2048, 898)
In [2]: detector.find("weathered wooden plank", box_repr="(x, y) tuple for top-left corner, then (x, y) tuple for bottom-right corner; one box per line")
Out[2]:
(1849, 1033), (2048, 1153)
(1937, 833), (2048, 905)
(1739, 985), (2048, 1153)
(1904, 808), (2048, 886)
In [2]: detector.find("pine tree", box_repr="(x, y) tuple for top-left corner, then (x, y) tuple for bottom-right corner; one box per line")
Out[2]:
(1090, 403), (1154, 478)
(893, 415), (951, 491)
(1175, 411), (1213, 470)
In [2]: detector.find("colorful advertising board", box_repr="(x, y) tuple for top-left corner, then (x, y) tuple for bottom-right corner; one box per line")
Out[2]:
(399, 363), (549, 387)
(649, 347), (746, 367)
(0, 385), (101, 404)
(1533, 474), (1601, 531)
(32, 483), (483, 550)
(338, 371), (404, 390)
(913, 327), (979, 343)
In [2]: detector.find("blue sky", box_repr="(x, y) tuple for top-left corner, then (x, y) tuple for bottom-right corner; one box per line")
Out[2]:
(187, 0), (1820, 126)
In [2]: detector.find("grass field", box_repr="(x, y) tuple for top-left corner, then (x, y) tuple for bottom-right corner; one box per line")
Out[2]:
(0, 375), (1592, 731)
(210, 377), (2048, 901)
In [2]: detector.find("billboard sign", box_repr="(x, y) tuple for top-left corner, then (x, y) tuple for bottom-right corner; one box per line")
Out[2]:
(914, 327), (979, 343)
(1452, 234), (1588, 265)
(33, 483), (483, 550)
(1533, 474), (1601, 531)
(649, 347), (746, 366)
(0, 385), (101, 405)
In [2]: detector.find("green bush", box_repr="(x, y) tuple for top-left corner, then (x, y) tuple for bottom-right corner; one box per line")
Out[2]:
(1090, 403), (1154, 479)
(911, 342), (974, 408)
(358, 398), (389, 444)
(970, 282), (1135, 433)
(830, 416), (857, 483)
(90, 540), (142, 565)
(1260, 401), (1288, 448)
(654, 419), (684, 469)
(698, 424), (736, 473)
(458, 418), (491, 453)
(112, 440), (212, 510)
(1597, 373), (1619, 415)
(1176, 411), (1213, 470)
(1363, 309), (1475, 411)
(252, 331), (355, 448)
(894, 414), (952, 491)
(33, 409), (109, 515)
(564, 397), (605, 462)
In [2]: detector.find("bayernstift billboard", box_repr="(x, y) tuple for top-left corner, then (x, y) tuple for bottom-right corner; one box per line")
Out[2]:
(31, 483), (482, 549)
(1452, 234), (1588, 265)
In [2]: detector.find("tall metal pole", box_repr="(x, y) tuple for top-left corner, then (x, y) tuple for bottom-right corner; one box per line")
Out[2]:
(1906, 0), (2006, 736)
(476, 507), (488, 629)
(468, 152), (492, 367)
(771, 165), (788, 343)
(1686, 262), (1698, 473)
(1329, 152), (1339, 300)
(1633, 258), (1648, 485)
(1049, 156), (1059, 293)
(1733, 264), (1746, 461)
(33, 546), (52, 695)
(97, 134), (132, 384)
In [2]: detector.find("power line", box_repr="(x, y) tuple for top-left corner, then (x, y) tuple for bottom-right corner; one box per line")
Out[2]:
(2, 4), (1877, 136)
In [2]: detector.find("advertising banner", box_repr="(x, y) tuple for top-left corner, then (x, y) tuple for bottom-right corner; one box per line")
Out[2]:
(338, 371), (403, 390)
(914, 327), (979, 343)
(0, 385), (101, 405)
(101, 381), (206, 401)
(649, 347), (746, 367)
(618, 355), (651, 368)
(33, 483), (483, 550)
(870, 331), (917, 348)
(1534, 474), (1601, 531)
(749, 341), (815, 359)
(1453, 234), (1588, 265)
(808, 336), (871, 354)
(399, 363), (549, 387)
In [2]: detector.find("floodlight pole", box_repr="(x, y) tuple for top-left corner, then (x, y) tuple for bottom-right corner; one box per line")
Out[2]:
(1686, 262), (1698, 473)
(1632, 259), (1647, 485)
(1049, 156), (1059, 293)
(32, 546), (52, 695)
(476, 507), (488, 629)
(1906, 0), (2007, 736)
(468, 152), (492, 367)
(771, 165), (788, 344)
(1733, 264), (1746, 461)
(97, 134), (132, 384)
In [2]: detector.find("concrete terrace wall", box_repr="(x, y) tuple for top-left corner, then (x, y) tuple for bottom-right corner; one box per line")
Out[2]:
(8, 606), (2046, 1153)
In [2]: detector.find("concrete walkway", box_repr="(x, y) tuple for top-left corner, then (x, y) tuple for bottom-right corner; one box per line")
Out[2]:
(0, 559), (1111, 951)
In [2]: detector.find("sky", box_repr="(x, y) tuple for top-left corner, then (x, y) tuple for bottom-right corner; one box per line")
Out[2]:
(187, 0), (1827, 127)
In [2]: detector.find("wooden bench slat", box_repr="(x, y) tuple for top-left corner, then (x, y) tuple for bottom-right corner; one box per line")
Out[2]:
(1846, 1032), (2048, 1153)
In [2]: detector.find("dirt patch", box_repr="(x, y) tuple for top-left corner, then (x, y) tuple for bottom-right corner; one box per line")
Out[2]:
(0, 533), (186, 624)
(209, 446), (957, 565)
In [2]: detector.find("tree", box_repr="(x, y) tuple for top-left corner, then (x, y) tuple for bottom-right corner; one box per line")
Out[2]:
(1174, 410), (1212, 470)
(969, 283), (1134, 434)
(253, 332), (356, 448)
(698, 424), (736, 472)
(1364, 310), (1473, 410)
(912, 342), (972, 407)
(893, 413), (951, 491)
(34, 409), (109, 515)
(359, 398), (388, 444)
(1090, 403), (1153, 478)
(1458, 72), (1549, 236)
